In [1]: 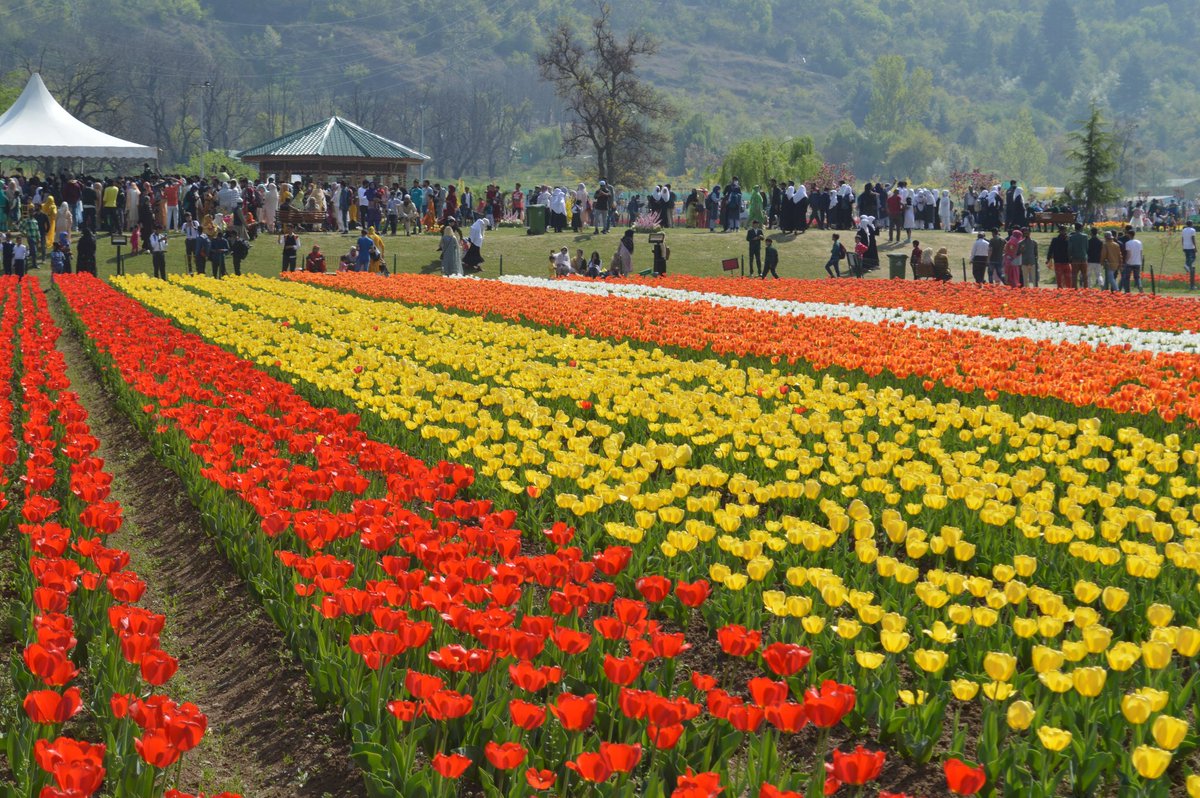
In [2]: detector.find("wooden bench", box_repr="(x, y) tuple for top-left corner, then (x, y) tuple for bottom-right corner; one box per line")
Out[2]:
(277, 207), (327, 230)
(1031, 211), (1076, 231)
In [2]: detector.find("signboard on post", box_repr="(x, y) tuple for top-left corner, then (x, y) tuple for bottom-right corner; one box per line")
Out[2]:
(721, 258), (740, 274)
(111, 233), (128, 275)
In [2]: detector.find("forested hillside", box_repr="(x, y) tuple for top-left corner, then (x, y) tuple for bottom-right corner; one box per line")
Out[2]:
(0, 0), (1194, 188)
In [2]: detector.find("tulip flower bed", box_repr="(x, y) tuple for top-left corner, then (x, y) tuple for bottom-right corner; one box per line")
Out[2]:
(98, 273), (1200, 796)
(501, 276), (1200, 355)
(627, 274), (1200, 334)
(54, 273), (939, 798)
(2, 278), (227, 798)
(286, 272), (1200, 422)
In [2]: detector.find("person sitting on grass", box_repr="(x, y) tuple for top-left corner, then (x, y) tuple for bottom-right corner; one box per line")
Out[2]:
(305, 244), (327, 273)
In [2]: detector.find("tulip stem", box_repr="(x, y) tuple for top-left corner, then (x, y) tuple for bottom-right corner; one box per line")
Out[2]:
(809, 728), (829, 798)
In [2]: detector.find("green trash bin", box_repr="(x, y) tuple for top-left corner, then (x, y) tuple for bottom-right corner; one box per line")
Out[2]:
(886, 253), (909, 279)
(526, 205), (547, 235)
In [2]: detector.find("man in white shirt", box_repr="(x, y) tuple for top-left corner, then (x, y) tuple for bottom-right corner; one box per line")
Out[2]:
(969, 231), (991, 283)
(1122, 230), (1144, 294)
(1182, 222), (1196, 284)
(182, 213), (200, 274)
(149, 226), (169, 280)
(12, 237), (28, 279)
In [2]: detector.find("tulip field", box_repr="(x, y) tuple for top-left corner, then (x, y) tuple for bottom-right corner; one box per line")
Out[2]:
(4, 270), (1200, 798)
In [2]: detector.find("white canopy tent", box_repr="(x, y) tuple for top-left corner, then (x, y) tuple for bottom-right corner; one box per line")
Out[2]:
(0, 73), (156, 160)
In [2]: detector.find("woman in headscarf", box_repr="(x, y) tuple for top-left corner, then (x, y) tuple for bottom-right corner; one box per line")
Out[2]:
(856, 216), (879, 273)
(939, 190), (953, 232)
(138, 183), (156, 249)
(368, 226), (386, 273)
(56, 202), (73, 238)
(747, 186), (764, 226)
(617, 228), (635, 275)
(76, 227), (96, 275)
(40, 192), (57, 249)
(705, 186), (721, 232)
(933, 247), (951, 281)
(1010, 186), (1026, 229)
(125, 180), (140, 232)
(464, 217), (489, 272)
(439, 221), (463, 276)
(1003, 229), (1024, 287)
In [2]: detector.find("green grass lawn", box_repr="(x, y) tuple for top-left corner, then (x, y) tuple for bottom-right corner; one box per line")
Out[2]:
(58, 225), (1200, 292)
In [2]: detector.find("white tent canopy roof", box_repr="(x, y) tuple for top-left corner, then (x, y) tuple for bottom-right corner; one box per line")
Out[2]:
(0, 73), (157, 160)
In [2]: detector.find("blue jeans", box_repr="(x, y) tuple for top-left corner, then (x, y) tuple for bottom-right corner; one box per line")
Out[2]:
(1185, 248), (1196, 274)
(1121, 264), (1141, 292)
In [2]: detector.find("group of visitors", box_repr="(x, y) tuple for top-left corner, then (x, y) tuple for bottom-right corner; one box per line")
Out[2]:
(963, 223), (1149, 292)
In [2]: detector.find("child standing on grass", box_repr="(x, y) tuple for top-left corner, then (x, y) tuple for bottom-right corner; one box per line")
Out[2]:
(824, 234), (846, 277)
(762, 238), (779, 279)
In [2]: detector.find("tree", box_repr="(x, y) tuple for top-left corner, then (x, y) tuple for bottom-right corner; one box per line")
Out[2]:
(997, 108), (1047, 187)
(715, 136), (821, 190)
(865, 55), (932, 141)
(1066, 104), (1120, 221)
(538, 3), (674, 185)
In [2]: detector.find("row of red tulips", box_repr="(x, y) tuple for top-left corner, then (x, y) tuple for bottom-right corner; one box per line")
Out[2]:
(1, 278), (235, 798)
(57, 271), (995, 797)
(285, 273), (1200, 424)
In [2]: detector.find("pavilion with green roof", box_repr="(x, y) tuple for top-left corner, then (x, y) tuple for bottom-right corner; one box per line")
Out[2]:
(237, 116), (429, 183)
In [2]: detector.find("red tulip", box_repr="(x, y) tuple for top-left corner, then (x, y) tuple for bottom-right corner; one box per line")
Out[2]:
(603, 654), (644, 686)
(674, 579), (711, 608)
(543, 522), (575, 546)
(831, 745), (886, 786)
(23, 688), (82, 724)
(551, 625), (592, 654)
(761, 642), (812, 677)
(550, 692), (597, 731)
(136, 728), (182, 768)
(636, 575), (672, 603)
(726, 704), (765, 733)
(33, 736), (106, 796)
(674, 768), (724, 798)
(23, 644), (78, 686)
(691, 672), (718, 692)
(525, 767), (556, 790)
(764, 701), (808, 733)
(566, 752), (613, 783)
(747, 677), (789, 707)
(484, 741), (526, 770)
(613, 597), (648, 627)
(716, 624), (762, 657)
(140, 649), (179, 686)
(650, 631), (691, 658)
(404, 669), (444, 699)
(386, 700), (421, 722)
(423, 689), (473, 721)
(431, 752), (471, 779)
(601, 742), (642, 773)
(803, 680), (856, 728)
(592, 545), (632, 576)
(944, 758), (987, 795)
(759, 784), (804, 798)
(509, 700), (546, 730)
(649, 722), (685, 748)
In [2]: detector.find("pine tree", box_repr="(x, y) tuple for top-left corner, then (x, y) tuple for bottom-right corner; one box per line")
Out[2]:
(1066, 104), (1120, 221)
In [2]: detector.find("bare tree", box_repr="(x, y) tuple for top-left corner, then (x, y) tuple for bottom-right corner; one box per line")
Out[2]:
(537, 3), (673, 185)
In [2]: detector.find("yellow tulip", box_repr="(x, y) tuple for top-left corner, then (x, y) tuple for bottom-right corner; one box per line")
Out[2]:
(1187, 774), (1200, 798)
(983, 652), (1017, 682)
(1037, 726), (1073, 752)
(982, 681), (1015, 701)
(1137, 687), (1170, 712)
(1007, 699), (1035, 730)
(1121, 694), (1153, 725)
(854, 650), (885, 670)
(1142, 640), (1173, 670)
(1038, 670), (1073, 693)
(898, 689), (927, 706)
(802, 616), (826, 635)
(1107, 642), (1142, 672)
(914, 648), (949, 673)
(1013, 554), (1037, 577)
(1012, 617), (1039, 638)
(1152, 715), (1188, 750)
(1147, 603), (1175, 628)
(950, 679), (980, 701)
(922, 621), (958, 645)
(1071, 667), (1107, 697)
(1060, 641), (1089, 662)
(1073, 580), (1101, 604)
(881, 630), (910, 654)
(1177, 627), (1200, 657)
(1101, 586), (1129, 612)
(1031, 645), (1064, 673)
(1131, 745), (1171, 780)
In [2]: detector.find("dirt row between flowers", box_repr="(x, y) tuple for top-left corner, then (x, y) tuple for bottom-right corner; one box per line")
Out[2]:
(43, 278), (364, 798)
